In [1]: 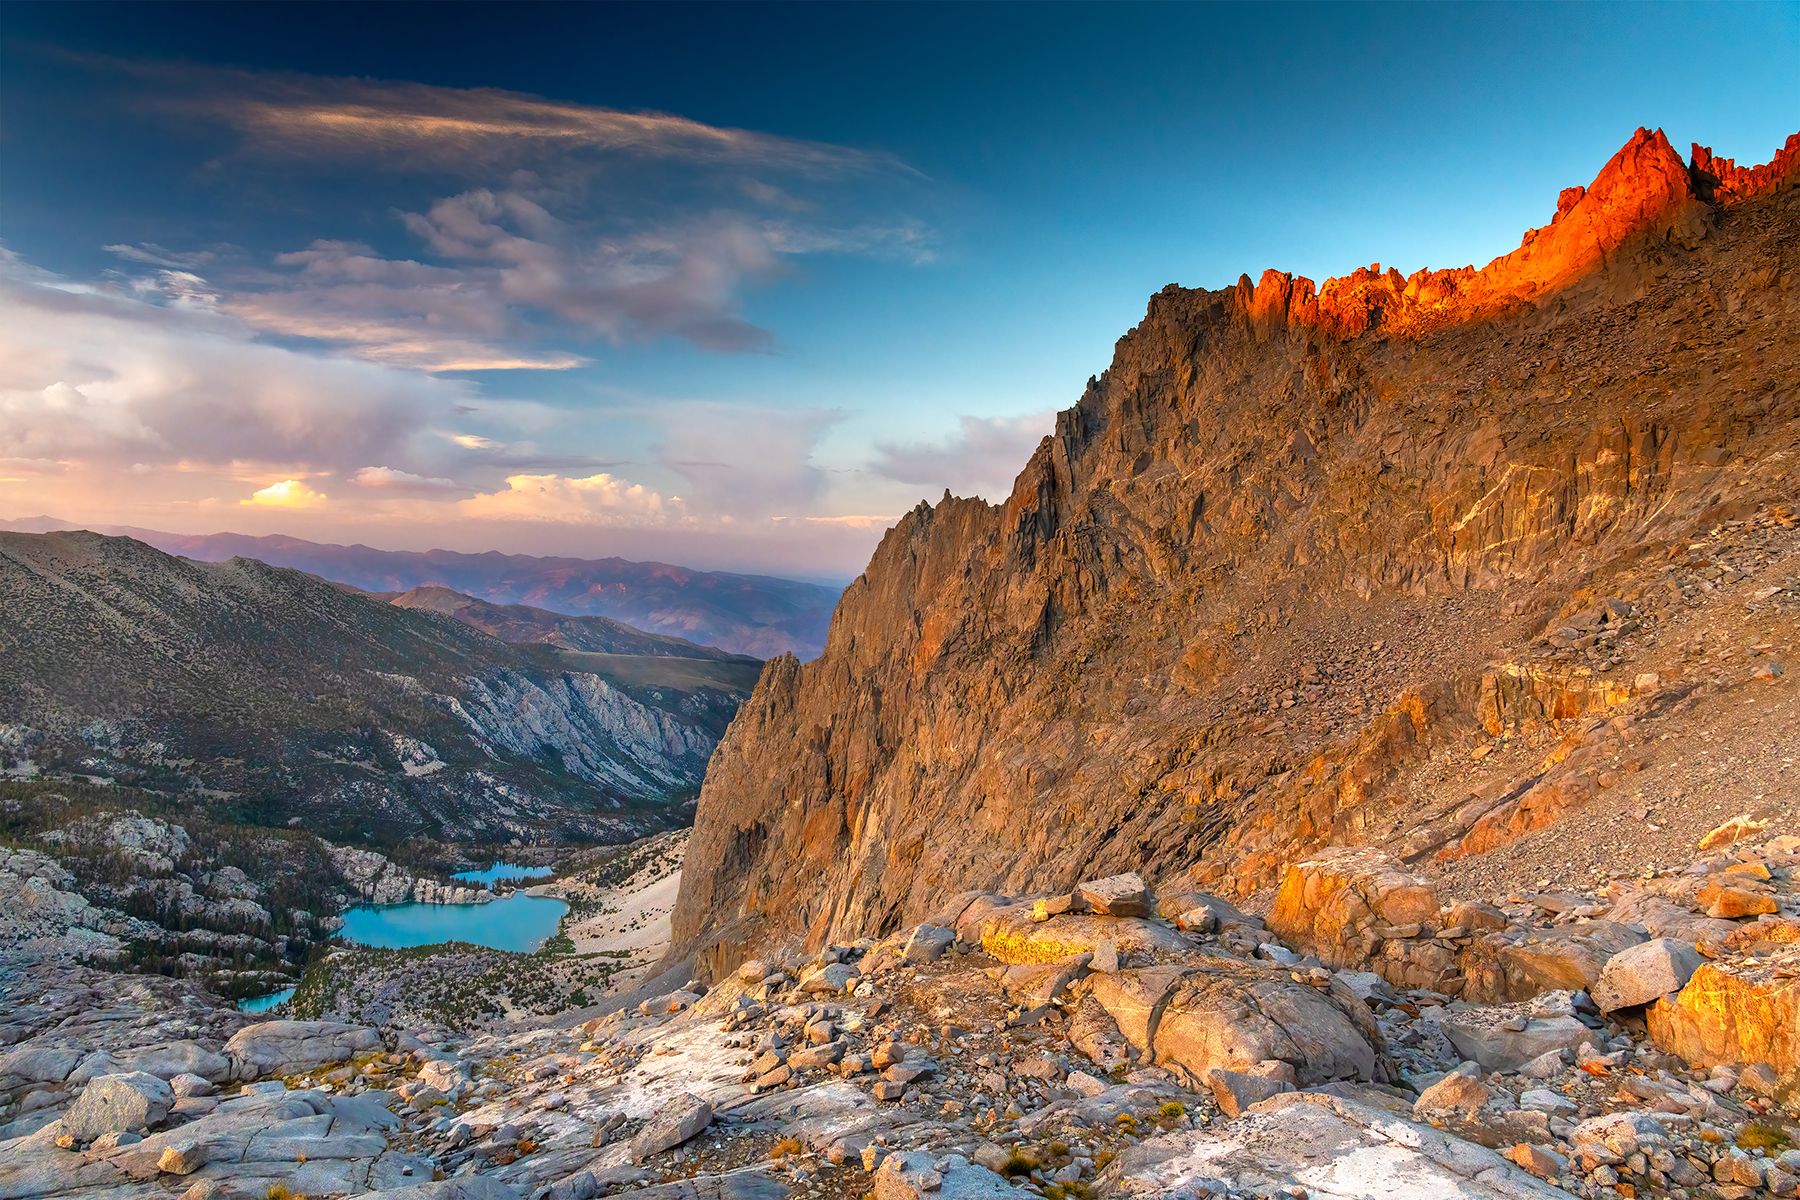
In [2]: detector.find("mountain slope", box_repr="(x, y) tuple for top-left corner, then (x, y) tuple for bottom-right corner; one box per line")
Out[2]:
(0, 531), (755, 844)
(385, 585), (753, 662)
(672, 128), (1800, 969)
(0, 527), (842, 659)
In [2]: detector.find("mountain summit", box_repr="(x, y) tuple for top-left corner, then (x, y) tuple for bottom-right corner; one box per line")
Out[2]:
(672, 128), (1800, 968)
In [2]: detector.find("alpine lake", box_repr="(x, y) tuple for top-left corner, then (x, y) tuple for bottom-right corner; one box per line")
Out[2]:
(238, 862), (565, 1011)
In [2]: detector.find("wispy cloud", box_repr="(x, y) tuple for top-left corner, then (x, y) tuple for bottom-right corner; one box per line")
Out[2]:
(97, 60), (915, 178)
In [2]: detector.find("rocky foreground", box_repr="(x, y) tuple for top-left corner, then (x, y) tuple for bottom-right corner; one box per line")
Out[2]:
(4, 816), (1795, 1200)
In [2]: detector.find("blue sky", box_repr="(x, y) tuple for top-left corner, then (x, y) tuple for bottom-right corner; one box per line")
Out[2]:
(2, 1), (1795, 577)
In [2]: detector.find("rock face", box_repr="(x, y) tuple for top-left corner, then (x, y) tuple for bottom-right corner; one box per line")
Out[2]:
(1647, 955), (1800, 1083)
(673, 128), (1800, 965)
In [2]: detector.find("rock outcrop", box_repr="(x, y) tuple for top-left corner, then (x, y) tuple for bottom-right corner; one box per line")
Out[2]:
(674, 127), (1800, 967)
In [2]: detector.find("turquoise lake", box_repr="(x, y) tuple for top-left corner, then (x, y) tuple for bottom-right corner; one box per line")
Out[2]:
(452, 861), (553, 885)
(337, 890), (568, 952)
(238, 986), (296, 1013)
(236, 876), (568, 1010)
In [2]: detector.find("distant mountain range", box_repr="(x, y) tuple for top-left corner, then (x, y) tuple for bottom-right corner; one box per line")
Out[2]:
(0, 518), (841, 659)
(0, 530), (762, 845)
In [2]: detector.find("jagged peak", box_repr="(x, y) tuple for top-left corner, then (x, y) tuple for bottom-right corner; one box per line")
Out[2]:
(1202, 127), (1800, 341)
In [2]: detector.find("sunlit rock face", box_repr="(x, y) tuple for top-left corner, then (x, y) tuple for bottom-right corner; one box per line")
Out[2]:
(673, 127), (1800, 969)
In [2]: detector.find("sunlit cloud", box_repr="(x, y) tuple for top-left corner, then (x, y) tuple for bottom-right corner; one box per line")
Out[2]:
(459, 472), (677, 525)
(244, 478), (327, 508)
(350, 466), (461, 493)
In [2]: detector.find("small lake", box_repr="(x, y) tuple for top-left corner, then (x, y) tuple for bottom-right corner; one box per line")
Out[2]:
(452, 860), (553, 886)
(238, 986), (296, 1013)
(338, 890), (568, 952)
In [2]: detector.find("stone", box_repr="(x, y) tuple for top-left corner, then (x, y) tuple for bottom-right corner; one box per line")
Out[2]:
(168, 1072), (217, 1098)
(631, 1093), (713, 1161)
(1207, 1067), (1295, 1118)
(1101, 1090), (1570, 1198)
(1518, 1088), (1574, 1115)
(1697, 880), (1778, 919)
(224, 1020), (382, 1080)
(1507, 1142), (1567, 1181)
(1435, 1010), (1597, 1073)
(1089, 956), (1393, 1086)
(1413, 1064), (1492, 1120)
(157, 1139), (208, 1175)
(978, 906), (1187, 965)
(1591, 937), (1704, 1012)
(798, 962), (859, 994)
(1648, 958), (1800, 1081)
(64, 1072), (174, 1141)
(1076, 872), (1152, 917)
(903, 923), (956, 963)
(1699, 815), (1769, 850)
(873, 1151), (1015, 1199)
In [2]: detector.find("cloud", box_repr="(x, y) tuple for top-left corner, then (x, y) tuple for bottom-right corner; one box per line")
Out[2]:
(656, 402), (842, 517)
(104, 242), (222, 269)
(101, 61), (912, 179)
(871, 412), (1054, 499)
(244, 479), (326, 508)
(459, 472), (676, 524)
(0, 250), (470, 476)
(350, 466), (460, 493)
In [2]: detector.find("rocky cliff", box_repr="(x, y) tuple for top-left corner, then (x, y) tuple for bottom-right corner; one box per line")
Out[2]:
(674, 128), (1800, 970)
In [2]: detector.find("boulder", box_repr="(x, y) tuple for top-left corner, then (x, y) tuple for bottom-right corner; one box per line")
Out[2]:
(979, 907), (1187, 965)
(872, 1151), (1015, 1199)
(1435, 1010), (1597, 1073)
(1647, 955), (1800, 1082)
(631, 1093), (713, 1161)
(117, 1041), (232, 1083)
(1266, 849), (1448, 988)
(224, 1021), (382, 1080)
(902, 924), (955, 963)
(1088, 956), (1393, 1086)
(1459, 922), (1645, 1003)
(1076, 873), (1152, 917)
(1413, 1064), (1492, 1121)
(798, 962), (859, 994)
(1206, 1064), (1296, 1118)
(1697, 880), (1778, 919)
(1590, 938), (1704, 1012)
(64, 1072), (174, 1141)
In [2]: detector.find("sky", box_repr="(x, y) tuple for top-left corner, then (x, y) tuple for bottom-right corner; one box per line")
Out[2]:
(1, 2), (1795, 580)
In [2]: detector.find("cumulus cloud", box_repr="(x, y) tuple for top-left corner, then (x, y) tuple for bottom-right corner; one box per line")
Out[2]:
(871, 412), (1054, 500)
(350, 466), (460, 493)
(459, 472), (676, 524)
(244, 479), (327, 508)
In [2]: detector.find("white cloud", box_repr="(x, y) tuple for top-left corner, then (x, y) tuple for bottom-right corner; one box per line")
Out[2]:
(657, 402), (842, 517)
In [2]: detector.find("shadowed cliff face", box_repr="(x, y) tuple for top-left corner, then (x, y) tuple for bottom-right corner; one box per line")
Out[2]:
(673, 128), (1800, 973)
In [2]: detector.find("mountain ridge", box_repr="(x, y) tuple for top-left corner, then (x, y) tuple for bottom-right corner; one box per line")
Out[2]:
(0, 521), (841, 659)
(0, 529), (754, 844)
(671, 127), (1800, 971)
